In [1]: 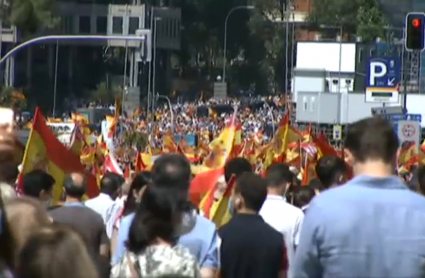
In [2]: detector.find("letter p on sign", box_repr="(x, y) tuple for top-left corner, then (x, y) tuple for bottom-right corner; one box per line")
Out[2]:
(369, 61), (387, 86)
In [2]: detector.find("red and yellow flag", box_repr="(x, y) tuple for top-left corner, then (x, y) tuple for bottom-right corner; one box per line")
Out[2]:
(17, 108), (99, 202)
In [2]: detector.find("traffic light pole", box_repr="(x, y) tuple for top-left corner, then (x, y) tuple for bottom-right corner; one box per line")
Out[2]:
(0, 35), (149, 66)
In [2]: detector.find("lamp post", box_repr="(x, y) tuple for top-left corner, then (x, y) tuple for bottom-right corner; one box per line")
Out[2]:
(156, 93), (174, 134)
(222, 5), (254, 82)
(151, 17), (161, 116)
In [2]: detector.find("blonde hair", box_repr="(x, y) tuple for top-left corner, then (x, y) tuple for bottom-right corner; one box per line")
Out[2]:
(17, 225), (98, 278)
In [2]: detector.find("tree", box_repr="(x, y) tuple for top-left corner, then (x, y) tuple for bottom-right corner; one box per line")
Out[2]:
(87, 82), (122, 104)
(1, 0), (59, 37)
(0, 87), (27, 110)
(307, 0), (387, 42)
(122, 130), (148, 151)
(247, 0), (290, 93)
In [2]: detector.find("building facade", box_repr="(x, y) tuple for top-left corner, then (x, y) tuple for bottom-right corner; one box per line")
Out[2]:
(0, 3), (181, 109)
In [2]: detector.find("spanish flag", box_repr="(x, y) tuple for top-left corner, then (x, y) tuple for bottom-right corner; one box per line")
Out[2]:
(205, 109), (238, 168)
(71, 112), (89, 125)
(115, 98), (121, 118)
(106, 115), (117, 138)
(208, 108), (217, 119)
(17, 108), (99, 202)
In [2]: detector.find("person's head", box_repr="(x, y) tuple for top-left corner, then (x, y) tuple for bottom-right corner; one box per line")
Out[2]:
(0, 162), (19, 185)
(308, 178), (324, 195)
(17, 225), (98, 278)
(292, 186), (316, 210)
(265, 163), (293, 195)
(22, 169), (55, 202)
(231, 172), (267, 214)
(315, 155), (349, 189)
(100, 171), (125, 199)
(122, 171), (153, 217)
(152, 154), (191, 192)
(344, 117), (399, 176)
(0, 197), (52, 268)
(63, 173), (87, 200)
(127, 185), (184, 254)
(224, 157), (252, 183)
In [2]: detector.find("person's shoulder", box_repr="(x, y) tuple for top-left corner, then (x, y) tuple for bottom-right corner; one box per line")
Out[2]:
(281, 200), (304, 216)
(260, 218), (285, 240)
(195, 214), (216, 229)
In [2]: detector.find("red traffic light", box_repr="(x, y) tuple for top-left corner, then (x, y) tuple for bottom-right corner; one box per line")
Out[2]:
(412, 18), (421, 28)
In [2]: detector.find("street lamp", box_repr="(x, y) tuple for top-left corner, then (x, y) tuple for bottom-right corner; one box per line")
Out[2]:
(151, 17), (161, 116)
(156, 93), (174, 134)
(222, 5), (254, 82)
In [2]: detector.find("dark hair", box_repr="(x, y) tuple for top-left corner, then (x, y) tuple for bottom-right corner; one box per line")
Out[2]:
(417, 165), (425, 194)
(235, 172), (267, 212)
(292, 186), (316, 209)
(122, 171), (153, 217)
(344, 117), (399, 164)
(0, 162), (19, 185)
(100, 172), (124, 197)
(63, 174), (87, 198)
(22, 169), (55, 198)
(308, 178), (324, 191)
(152, 154), (191, 191)
(224, 157), (252, 184)
(315, 155), (348, 189)
(265, 163), (293, 187)
(127, 185), (183, 254)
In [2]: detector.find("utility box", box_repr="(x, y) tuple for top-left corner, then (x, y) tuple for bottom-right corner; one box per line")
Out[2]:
(296, 91), (340, 124)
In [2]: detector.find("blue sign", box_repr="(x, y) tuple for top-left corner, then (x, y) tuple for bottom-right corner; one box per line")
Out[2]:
(366, 57), (401, 91)
(174, 134), (197, 147)
(382, 114), (422, 134)
(382, 114), (422, 123)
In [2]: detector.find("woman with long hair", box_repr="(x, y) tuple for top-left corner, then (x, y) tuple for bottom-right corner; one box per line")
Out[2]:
(111, 185), (199, 277)
(110, 171), (152, 259)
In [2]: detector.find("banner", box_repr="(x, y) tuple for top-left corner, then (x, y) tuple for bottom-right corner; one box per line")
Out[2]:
(174, 134), (197, 147)
(46, 123), (75, 145)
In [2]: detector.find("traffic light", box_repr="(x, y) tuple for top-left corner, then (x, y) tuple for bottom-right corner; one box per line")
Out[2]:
(135, 29), (152, 61)
(405, 12), (425, 51)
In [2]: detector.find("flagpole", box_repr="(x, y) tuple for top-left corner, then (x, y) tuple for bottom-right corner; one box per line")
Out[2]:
(299, 139), (302, 171)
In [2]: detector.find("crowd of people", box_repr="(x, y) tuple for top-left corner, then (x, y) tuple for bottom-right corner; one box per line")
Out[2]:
(2, 115), (425, 278)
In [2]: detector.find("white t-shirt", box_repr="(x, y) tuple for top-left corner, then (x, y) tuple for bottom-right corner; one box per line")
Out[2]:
(259, 195), (304, 278)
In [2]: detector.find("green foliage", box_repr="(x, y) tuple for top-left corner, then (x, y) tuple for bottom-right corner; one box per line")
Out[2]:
(248, 0), (290, 93)
(356, 1), (388, 42)
(122, 130), (148, 150)
(87, 82), (122, 104)
(1, 0), (60, 36)
(307, 0), (388, 42)
(0, 87), (27, 110)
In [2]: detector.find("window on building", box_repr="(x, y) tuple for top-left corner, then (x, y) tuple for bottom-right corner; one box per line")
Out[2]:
(79, 16), (91, 33)
(112, 17), (123, 34)
(165, 19), (170, 37)
(357, 48), (363, 63)
(128, 17), (139, 34)
(1, 21), (11, 29)
(175, 20), (180, 38)
(61, 16), (73, 33)
(96, 16), (107, 34)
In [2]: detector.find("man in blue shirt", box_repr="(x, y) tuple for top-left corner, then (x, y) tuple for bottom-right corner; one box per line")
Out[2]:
(112, 154), (219, 277)
(293, 117), (425, 278)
